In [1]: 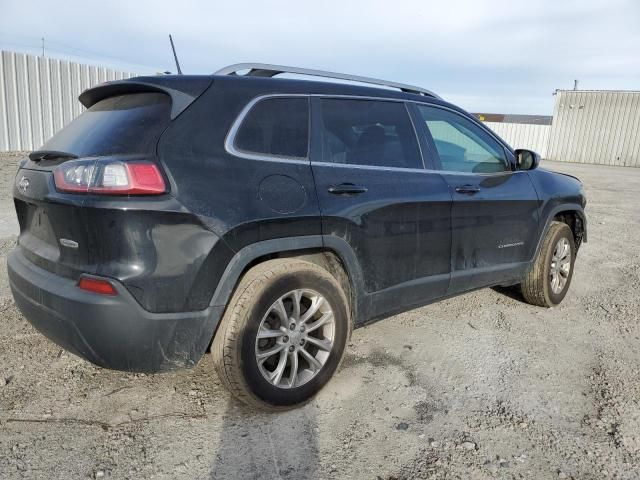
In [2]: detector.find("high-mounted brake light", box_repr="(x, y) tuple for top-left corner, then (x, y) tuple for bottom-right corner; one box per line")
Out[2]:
(78, 277), (118, 295)
(54, 159), (166, 195)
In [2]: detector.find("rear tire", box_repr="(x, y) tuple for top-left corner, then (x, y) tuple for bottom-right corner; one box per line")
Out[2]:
(521, 221), (575, 307)
(211, 259), (351, 411)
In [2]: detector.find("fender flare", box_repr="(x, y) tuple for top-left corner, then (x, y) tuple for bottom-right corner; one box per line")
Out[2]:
(208, 234), (366, 322)
(532, 203), (587, 260)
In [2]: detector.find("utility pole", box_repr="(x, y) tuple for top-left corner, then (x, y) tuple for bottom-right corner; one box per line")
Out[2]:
(41, 38), (45, 57)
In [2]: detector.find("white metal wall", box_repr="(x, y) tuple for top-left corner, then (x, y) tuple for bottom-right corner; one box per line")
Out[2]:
(484, 121), (551, 158)
(0, 50), (135, 152)
(547, 90), (640, 167)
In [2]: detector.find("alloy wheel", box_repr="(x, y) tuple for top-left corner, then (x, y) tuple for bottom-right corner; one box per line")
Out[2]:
(550, 237), (571, 294)
(255, 289), (335, 389)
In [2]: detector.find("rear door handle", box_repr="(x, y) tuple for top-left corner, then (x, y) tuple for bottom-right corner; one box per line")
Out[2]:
(455, 184), (481, 194)
(328, 183), (368, 195)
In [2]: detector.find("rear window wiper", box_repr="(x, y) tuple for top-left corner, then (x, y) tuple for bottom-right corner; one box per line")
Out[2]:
(29, 150), (79, 162)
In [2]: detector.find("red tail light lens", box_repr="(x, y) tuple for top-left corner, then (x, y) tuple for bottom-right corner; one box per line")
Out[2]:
(78, 277), (118, 295)
(54, 159), (166, 195)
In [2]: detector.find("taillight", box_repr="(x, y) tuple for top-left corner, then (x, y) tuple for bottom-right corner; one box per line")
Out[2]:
(78, 277), (118, 295)
(54, 159), (166, 195)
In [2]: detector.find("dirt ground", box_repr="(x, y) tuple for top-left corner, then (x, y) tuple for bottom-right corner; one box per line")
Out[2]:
(0, 152), (639, 480)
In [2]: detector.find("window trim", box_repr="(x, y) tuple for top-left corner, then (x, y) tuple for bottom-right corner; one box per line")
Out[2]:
(225, 94), (311, 163)
(225, 93), (516, 173)
(412, 102), (514, 176)
(314, 96), (426, 171)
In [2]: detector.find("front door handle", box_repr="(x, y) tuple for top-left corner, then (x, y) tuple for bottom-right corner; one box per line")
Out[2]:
(328, 183), (368, 195)
(455, 184), (481, 194)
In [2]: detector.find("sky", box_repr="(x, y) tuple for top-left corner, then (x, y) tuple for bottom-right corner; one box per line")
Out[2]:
(1, 0), (639, 114)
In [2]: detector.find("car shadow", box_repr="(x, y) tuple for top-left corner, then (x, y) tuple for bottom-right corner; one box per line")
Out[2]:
(209, 398), (320, 479)
(492, 285), (526, 303)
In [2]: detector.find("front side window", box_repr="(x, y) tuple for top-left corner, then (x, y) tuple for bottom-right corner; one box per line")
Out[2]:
(319, 99), (422, 170)
(234, 97), (309, 158)
(416, 105), (509, 173)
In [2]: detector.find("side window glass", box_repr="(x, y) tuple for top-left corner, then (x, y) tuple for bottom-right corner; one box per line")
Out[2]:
(416, 105), (508, 173)
(234, 97), (309, 158)
(319, 99), (422, 169)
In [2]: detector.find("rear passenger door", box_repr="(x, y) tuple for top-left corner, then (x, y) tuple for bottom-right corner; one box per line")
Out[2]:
(310, 98), (452, 319)
(412, 104), (540, 293)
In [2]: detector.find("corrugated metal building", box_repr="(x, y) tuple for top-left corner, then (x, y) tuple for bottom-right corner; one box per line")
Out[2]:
(546, 90), (640, 167)
(0, 50), (135, 151)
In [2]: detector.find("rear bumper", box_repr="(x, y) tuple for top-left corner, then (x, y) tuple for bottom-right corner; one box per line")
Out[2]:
(7, 249), (224, 373)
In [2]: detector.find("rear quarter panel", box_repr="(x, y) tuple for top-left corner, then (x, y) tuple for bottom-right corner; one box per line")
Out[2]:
(156, 78), (322, 304)
(158, 79), (321, 246)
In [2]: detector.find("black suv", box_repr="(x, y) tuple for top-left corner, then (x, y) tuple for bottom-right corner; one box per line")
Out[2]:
(8, 63), (586, 410)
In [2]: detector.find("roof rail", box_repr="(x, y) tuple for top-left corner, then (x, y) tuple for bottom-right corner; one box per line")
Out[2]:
(214, 63), (441, 99)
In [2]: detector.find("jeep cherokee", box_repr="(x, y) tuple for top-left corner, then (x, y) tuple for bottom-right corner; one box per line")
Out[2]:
(8, 63), (587, 410)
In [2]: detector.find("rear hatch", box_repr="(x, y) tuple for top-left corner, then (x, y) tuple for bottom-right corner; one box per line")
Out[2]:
(13, 78), (210, 279)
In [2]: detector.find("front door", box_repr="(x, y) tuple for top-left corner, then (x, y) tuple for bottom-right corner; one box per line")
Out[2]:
(310, 97), (452, 319)
(412, 104), (540, 293)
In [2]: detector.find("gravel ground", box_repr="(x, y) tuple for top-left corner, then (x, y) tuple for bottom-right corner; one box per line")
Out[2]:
(0, 153), (639, 480)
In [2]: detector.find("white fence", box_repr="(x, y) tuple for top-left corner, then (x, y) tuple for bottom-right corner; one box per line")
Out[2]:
(484, 121), (551, 158)
(0, 50), (135, 151)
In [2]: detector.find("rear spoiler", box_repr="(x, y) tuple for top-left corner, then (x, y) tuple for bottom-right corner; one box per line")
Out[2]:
(79, 75), (213, 120)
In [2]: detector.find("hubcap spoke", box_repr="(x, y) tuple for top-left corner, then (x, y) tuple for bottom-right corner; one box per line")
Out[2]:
(305, 312), (333, 333)
(291, 290), (302, 321)
(288, 350), (299, 387)
(257, 327), (285, 339)
(300, 296), (325, 323)
(299, 347), (323, 371)
(270, 349), (288, 385)
(257, 343), (285, 360)
(273, 298), (288, 323)
(304, 335), (333, 352)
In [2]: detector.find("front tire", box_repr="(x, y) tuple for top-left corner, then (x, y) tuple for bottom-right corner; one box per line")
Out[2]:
(211, 259), (351, 411)
(521, 221), (576, 307)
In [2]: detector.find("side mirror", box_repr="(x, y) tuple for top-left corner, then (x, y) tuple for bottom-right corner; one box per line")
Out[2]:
(515, 149), (540, 171)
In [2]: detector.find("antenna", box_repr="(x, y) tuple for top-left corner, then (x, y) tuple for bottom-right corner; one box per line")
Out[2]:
(169, 34), (183, 75)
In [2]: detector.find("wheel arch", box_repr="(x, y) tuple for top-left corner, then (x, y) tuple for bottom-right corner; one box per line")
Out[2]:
(534, 204), (587, 260)
(208, 235), (366, 331)
(553, 209), (586, 248)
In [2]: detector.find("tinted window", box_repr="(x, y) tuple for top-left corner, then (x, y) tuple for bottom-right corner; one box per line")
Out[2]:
(41, 93), (171, 157)
(416, 105), (508, 173)
(319, 99), (422, 169)
(235, 97), (309, 158)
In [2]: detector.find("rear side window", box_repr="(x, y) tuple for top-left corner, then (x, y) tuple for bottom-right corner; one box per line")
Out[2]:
(40, 93), (171, 157)
(234, 97), (309, 158)
(319, 99), (422, 169)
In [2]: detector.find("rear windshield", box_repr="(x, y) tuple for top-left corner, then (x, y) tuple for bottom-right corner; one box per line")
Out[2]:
(40, 93), (171, 157)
